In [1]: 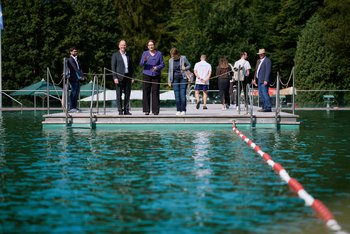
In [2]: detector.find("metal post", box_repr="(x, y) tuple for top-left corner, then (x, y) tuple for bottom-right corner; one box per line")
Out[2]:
(96, 75), (99, 112)
(292, 67), (295, 115)
(237, 66), (241, 114)
(0, 30), (2, 109)
(275, 72), (280, 125)
(46, 68), (50, 114)
(90, 75), (97, 128)
(103, 68), (106, 115)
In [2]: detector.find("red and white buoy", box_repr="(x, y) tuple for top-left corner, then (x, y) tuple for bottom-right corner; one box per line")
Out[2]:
(232, 122), (347, 233)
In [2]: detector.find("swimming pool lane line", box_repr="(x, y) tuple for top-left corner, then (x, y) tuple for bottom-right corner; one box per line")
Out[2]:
(231, 122), (347, 234)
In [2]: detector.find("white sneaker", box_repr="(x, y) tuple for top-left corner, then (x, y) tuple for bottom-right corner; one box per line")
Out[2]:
(68, 108), (78, 113)
(180, 111), (186, 115)
(176, 111), (181, 115)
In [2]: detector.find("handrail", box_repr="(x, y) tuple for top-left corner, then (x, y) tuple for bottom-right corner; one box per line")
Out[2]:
(46, 67), (64, 115)
(246, 84), (255, 127)
(89, 75), (97, 129)
(1, 92), (23, 111)
(275, 72), (281, 126)
(103, 68), (107, 115)
(292, 67), (295, 114)
(237, 70), (242, 115)
(62, 59), (70, 126)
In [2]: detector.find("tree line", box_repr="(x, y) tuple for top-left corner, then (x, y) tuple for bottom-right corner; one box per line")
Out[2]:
(1, 0), (349, 104)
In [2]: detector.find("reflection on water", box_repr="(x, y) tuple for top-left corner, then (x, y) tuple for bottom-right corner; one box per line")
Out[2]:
(0, 111), (349, 234)
(193, 131), (212, 179)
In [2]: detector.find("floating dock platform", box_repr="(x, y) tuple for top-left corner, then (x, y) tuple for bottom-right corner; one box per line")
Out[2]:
(42, 104), (299, 129)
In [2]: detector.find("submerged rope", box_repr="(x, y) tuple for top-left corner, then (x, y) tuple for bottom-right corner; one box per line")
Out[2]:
(231, 122), (347, 234)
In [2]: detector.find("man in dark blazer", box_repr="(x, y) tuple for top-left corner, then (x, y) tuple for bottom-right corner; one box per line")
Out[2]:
(67, 47), (84, 112)
(253, 48), (272, 112)
(111, 39), (135, 115)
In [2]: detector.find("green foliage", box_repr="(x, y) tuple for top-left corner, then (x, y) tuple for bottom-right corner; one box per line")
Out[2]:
(2, 1), (46, 89)
(295, 0), (350, 105)
(320, 0), (350, 88)
(295, 14), (338, 105)
(270, 0), (323, 81)
(295, 14), (335, 88)
(0, 0), (348, 99)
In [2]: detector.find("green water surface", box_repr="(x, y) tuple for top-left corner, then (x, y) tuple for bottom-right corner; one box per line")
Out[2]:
(0, 110), (349, 234)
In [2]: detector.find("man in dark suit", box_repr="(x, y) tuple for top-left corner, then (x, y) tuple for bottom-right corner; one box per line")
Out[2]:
(111, 39), (135, 115)
(253, 48), (272, 112)
(67, 47), (84, 113)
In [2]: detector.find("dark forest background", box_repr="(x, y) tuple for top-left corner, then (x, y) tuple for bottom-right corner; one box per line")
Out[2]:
(1, 0), (350, 103)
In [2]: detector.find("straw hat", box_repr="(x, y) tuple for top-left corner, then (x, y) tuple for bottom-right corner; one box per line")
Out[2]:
(257, 48), (266, 55)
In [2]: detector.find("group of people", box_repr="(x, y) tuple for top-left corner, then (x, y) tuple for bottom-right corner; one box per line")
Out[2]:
(216, 50), (272, 112)
(66, 39), (272, 114)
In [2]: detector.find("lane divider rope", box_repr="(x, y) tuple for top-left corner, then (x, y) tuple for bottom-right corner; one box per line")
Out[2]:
(232, 122), (347, 234)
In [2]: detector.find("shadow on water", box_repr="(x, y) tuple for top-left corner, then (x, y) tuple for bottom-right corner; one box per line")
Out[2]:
(0, 110), (349, 234)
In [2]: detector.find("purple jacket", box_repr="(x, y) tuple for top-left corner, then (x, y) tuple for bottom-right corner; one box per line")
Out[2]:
(139, 50), (165, 76)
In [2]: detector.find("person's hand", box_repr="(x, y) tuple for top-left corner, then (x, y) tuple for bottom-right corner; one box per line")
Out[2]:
(252, 80), (257, 86)
(131, 79), (135, 84)
(264, 81), (268, 86)
(168, 83), (172, 87)
(144, 56), (149, 62)
(114, 79), (119, 84)
(152, 66), (157, 72)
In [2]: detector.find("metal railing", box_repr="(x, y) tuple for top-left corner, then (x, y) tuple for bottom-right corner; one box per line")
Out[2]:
(1, 91), (23, 111)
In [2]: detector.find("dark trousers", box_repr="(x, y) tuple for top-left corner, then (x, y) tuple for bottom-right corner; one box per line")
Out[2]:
(116, 75), (132, 112)
(173, 77), (187, 112)
(142, 74), (160, 114)
(69, 80), (80, 109)
(236, 78), (250, 106)
(218, 78), (230, 105)
(229, 81), (236, 105)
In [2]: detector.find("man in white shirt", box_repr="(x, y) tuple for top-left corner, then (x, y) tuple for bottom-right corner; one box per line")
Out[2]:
(233, 52), (251, 108)
(194, 55), (212, 110)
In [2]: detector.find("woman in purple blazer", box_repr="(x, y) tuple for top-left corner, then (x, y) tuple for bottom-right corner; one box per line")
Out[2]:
(139, 40), (165, 115)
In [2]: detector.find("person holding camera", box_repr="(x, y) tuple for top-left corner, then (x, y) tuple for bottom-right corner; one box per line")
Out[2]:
(233, 52), (251, 109)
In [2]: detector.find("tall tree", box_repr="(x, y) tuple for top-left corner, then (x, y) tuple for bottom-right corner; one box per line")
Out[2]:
(294, 14), (337, 105)
(321, 0), (350, 88)
(114, 0), (172, 63)
(2, 1), (45, 89)
(270, 0), (323, 82)
(64, 0), (120, 79)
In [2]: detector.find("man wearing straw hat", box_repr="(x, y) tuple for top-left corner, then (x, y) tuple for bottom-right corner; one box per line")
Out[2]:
(253, 48), (272, 112)
(111, 39), (135, 115)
